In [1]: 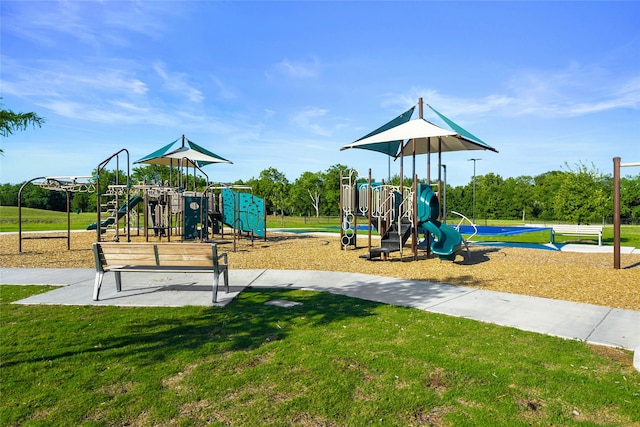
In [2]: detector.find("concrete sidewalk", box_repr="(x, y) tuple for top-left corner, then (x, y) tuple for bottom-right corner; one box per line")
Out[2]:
(2, 267), (639, 355)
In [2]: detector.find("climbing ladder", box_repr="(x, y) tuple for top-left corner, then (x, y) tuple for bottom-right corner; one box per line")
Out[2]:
(361, 183), (415, 259)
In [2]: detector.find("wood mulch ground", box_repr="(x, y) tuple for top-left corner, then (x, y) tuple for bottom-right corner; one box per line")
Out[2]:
(1, 230), (639, 311)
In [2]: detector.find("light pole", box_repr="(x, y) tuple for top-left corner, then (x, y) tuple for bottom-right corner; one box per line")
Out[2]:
(468, 158), (481, 224)
(441, 164), (447, 222)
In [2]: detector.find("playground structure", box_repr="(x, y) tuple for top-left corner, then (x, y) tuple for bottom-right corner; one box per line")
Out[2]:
(89, 181), (266, 246)
(17, 175), (95, 252)
(17, 137), (265, 252)
(90, 147), (266, 249)
(340, 169), (468, 261)
(340, 98), (498, 261)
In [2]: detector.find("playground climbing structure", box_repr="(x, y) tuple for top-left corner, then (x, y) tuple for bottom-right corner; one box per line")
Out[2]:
(340, 169), (463, 261)
(90, 149), (265, 246)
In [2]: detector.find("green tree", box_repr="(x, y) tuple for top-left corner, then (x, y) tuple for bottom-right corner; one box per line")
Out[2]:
(444, 184), (471, 221)
(94, 168), (128, 193)
(532, 171), (567, 221)
(254, 167), (290, 216)
(132, 165), (173, 185)
(18, 184), (51, 210)
(475, 173), (504, 220)
(71, 191), (93, 213)
(0, 183), (19, 206)
(387, 174), (415, 188)
(620, 174), (640, 221)
(554, 162), (608, 224)
(502, 176), (535, 220)
(291, 171), (324, 217)
(0, 99), (45, 154)
(321, 164), (352, 216)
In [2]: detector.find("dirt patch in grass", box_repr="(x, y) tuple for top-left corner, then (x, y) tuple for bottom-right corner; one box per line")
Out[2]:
(589, 344), (635, 367)
(1, 230), (639, 311)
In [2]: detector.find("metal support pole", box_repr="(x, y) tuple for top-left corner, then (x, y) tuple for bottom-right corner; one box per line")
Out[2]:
(613, 157), (621, 270)
(339, 170), (344, 250)
(468, 158), (481, 224)
(368, 168), (372, 252)
(441, 164), (447, 222)
(66, 190), (71, 250)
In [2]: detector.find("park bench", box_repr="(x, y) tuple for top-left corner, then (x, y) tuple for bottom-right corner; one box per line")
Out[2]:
(551, 224), (603, 246)
(92, 242), (229, 303)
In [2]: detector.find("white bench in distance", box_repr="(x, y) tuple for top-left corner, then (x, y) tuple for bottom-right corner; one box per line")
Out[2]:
(92, 242), (229, 303)
(551, 224), (603, 246)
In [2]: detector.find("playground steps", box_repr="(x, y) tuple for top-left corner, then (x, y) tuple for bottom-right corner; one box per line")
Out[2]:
(366, 219), (412, 260)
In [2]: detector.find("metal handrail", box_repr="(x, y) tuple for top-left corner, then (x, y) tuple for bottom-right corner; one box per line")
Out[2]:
(451, 210), (477, 241)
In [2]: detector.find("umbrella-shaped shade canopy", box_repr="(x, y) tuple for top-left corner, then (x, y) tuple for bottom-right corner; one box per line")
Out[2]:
(398, 105), (497, 156)
(341, 106), (415, 156)
(135, 137), (232, 167)
(340, 104), (497, 156)
(395, 119), (498, 157)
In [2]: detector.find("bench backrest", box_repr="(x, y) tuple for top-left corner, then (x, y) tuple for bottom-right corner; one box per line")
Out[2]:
(93, 242), (220, 269)
(552, 225), (602, 233)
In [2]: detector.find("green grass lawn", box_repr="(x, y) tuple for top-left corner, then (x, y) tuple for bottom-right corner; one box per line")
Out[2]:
(0, 206), (98, 232)
(1, 285), (639, 426)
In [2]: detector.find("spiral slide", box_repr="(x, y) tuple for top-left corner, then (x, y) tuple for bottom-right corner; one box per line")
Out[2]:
(416, 185), (463, 260)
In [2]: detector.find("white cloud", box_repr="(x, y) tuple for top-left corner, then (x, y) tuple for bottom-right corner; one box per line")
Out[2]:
(269, 57), (321, 80)
(289, 106), (352, 137)
(501, 65), (640, 117)
(3, 1), (168, 49)
(211, 76), (238, 100)
(290, 107), (331, 136)
(384, 65), (640, 123)
(40, 100), (175, 126)
(154, 63), (204, 103)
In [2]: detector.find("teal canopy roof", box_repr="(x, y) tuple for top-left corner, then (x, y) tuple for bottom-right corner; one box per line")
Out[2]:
(341, 103), (497, 157)
(341, 106), (415, 156)
(135, 136), (232, 167)
(427, 104), (489, 147)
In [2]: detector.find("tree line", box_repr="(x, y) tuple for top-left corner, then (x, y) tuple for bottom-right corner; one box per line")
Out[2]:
(2, 161), (639, 224)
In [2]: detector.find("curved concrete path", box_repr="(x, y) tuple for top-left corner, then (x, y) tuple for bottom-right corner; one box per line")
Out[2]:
(1, 267), (639, 362)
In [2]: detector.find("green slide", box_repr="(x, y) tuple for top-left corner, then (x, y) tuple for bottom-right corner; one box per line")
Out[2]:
(87, 196), (143, 231)
(417, 184), (463, 260)
(421, 220), (463, 260)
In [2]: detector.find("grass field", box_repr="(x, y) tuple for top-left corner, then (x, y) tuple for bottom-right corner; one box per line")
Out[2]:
(0, 206), (98, 232)
(2, 285), (639, 426)
(2, 207), (639, 248)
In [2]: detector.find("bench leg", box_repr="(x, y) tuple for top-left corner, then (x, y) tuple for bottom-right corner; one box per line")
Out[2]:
(114, 271), (122, 292)
(212, 272), (219, 303)
(93, 271), (104, 301)
(212, 268), (230, 303)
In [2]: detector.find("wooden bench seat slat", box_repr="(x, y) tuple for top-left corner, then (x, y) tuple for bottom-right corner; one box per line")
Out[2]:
(102, 255), (157, 264)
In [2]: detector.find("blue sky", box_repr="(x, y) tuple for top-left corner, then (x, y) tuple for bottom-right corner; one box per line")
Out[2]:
(1, 1), (639, 187)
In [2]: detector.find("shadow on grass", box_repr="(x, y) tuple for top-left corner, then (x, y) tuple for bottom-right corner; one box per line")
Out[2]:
(1, 288), (381, 368)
